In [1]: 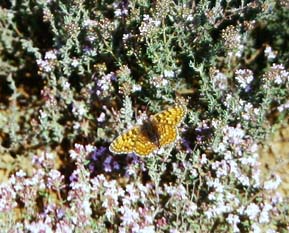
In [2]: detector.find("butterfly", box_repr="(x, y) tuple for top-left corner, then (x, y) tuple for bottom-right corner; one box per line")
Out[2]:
(109, 105), (187, 157)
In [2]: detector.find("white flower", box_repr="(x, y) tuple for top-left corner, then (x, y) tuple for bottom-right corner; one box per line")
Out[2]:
(235, 69), (254, 88)
(72, 101), (87, 118)
(120, 205), (140, 226)
(164, 70), (175, 78)
(277, 100), (289, 112)
(85, 144), (95, 153)
(238, 174), (250, 186)
(132, 84), (142, 92)
(16, 170), (26, 177)
(186, 201), (197, 216)
(122, 33), (131, 41)
(139, 226), (155, 233)
(207, 178), (224, 193)
(264, 46), (276, 60)
(186, 15), (194, 21)
(223, 125), (245, 145)
(48, 169), (61, 180)
(200, 154), (208, 164)
(251, 223), (261, 233)
(264, 175), (281, 190)
(212, 71), (228, 90)
(177, 184), (187, 200)
(82, 199), (92, 215)
(245, 203), (260, 220)
(45, 50), (57, 60)
(226, 214), (240, 232)
(71, 58), (79, 67)
(37, 59), (53, 72)
(83, 19), (97, 27)
(259, 203), (272, 223)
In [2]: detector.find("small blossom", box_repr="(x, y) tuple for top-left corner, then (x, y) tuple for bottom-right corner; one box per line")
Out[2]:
(139, 15), (161, 36)
(235, 69), (254, 89)
(186, 14), (194, 21)
(16, 170), (26, 178)
(271, 192), (283, 205)
(238, 174), (250, 186)
(71, 58), (79, 67)
(277, 100), (289, 112)
(39, 109), (48, 119)
(113, 2), (128, 17)
(95, 72), (115, 96)
(82, 199), (92, 216)
(103, 156), (113, 172)
(264, 63), (289, 85)
(207, 178), (224, 193)
(200, 154), (208, 164)
(150, 75), (169, 88)
(259, 203), (272, 223)
(226, 214), (240, 232)
(210, 69), (228, 90)
(123, 33), (132, 41)
(264, 175), (281, 190)
(245, 203), (260, 220)
(72, 101), (87, 118)
(25, 221), (53, 233)
(37, 50), (58, 72)
(44, 50), (57, 60)
(0, 182), (17, 212)
(224, 151), (233, 160)
(164, 70), (175, 78)
(120, 205), (140, 226)
(251, 223), (261, 233)
(186, 201), (197, 216)
(83, 19), (97, 27)
(85, 144), (95, 153)
(47, 169), (63, 189)
(264, 46), (276, 60)
(140, 226), (154, 233)
(69, 149), (78, 160)
(132, 84), (142, 92)
(223, 124), (245, 146)
(91, 146), (106, 160)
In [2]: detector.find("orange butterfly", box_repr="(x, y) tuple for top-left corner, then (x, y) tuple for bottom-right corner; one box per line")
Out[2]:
(109, 105), (186, 156)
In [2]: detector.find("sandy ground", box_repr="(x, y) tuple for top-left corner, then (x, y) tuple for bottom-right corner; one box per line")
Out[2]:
(259, 124), (289, 198)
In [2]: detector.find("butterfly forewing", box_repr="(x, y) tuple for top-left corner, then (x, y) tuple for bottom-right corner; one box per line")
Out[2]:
(152, 105), (186, 126)
(109, 126), (157, 156)
(109, 127), (139, 154)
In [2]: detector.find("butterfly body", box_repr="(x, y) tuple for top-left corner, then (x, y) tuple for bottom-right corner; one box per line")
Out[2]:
(140, 119), (161, 148)
(109, 105), (186, 157)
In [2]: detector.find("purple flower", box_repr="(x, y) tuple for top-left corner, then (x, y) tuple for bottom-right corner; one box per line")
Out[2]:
(92, 146), (107, 160)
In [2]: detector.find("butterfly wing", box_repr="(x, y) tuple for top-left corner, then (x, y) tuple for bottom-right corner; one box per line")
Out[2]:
(109, 126), (157, 156)
(133, 131), (158, 156)
(157, 124), (178, 147)
(109, 127), (139, 154)
(152, 105), (186, 147)
(152, 105), (187, 126)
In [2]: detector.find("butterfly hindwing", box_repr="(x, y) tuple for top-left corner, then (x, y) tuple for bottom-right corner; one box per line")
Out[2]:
(134, 131), (158, 156)
(157, 124), (178, 147)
